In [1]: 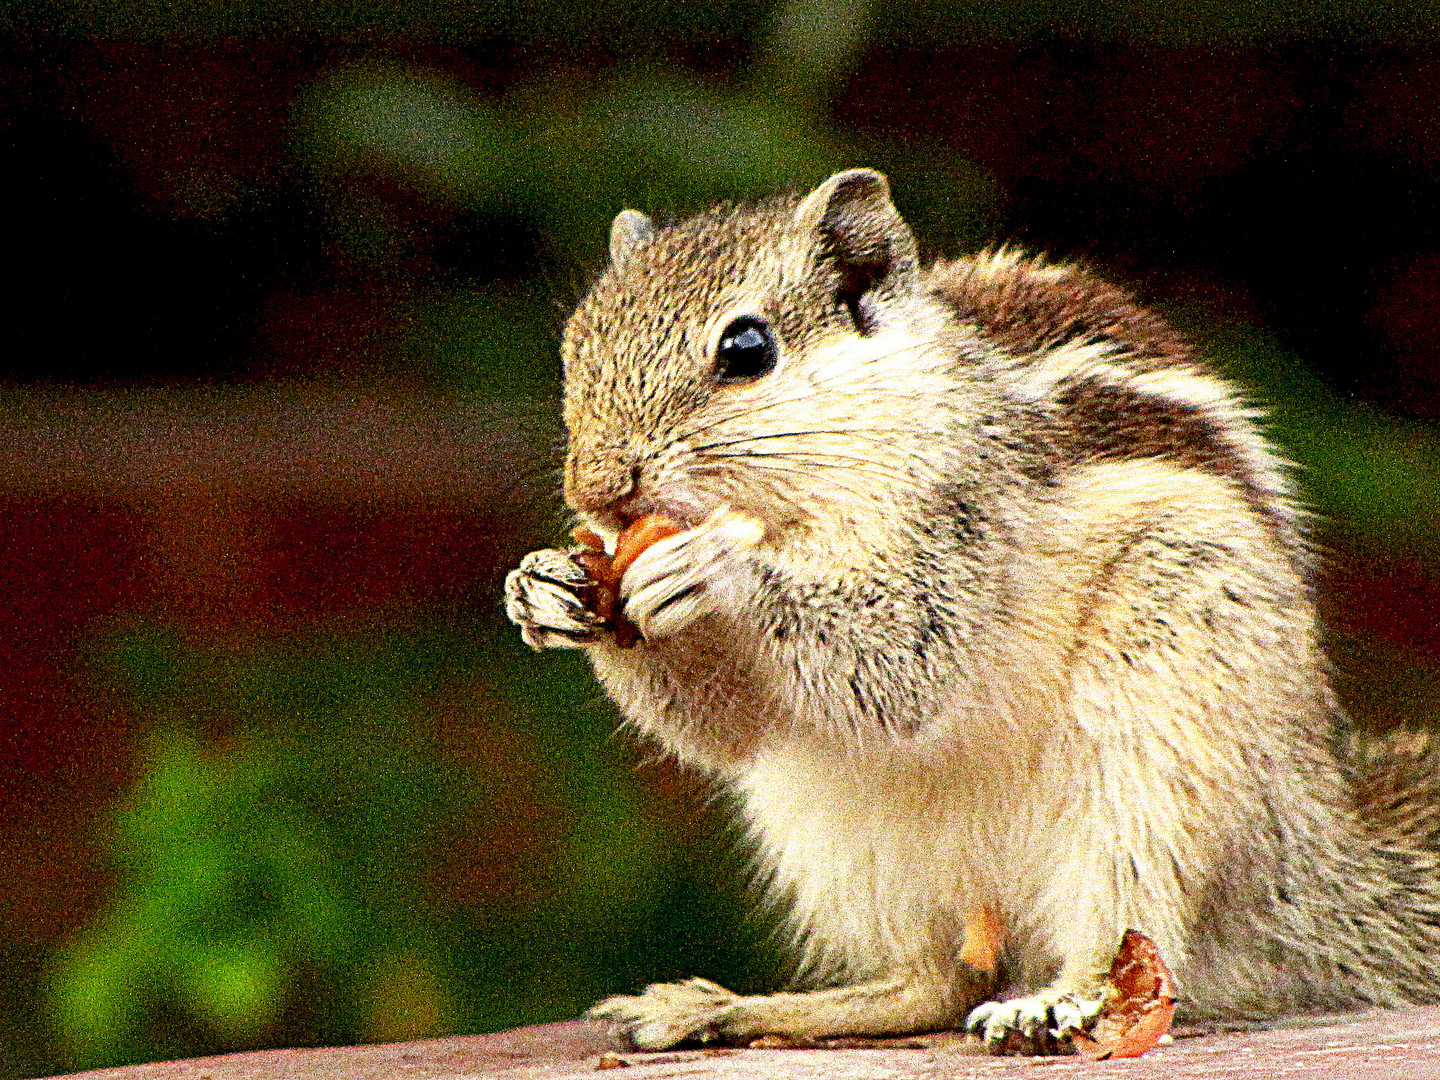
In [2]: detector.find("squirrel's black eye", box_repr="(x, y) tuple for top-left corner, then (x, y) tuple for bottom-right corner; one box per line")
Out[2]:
(715, 316), (777, 383)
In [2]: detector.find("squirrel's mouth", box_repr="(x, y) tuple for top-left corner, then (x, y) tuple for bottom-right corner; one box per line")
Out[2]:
(582, 495), (720, 541)
(607, 495), (706, 532)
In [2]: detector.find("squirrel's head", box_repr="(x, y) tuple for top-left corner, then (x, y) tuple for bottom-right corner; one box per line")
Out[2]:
(560, 168), (949, 540)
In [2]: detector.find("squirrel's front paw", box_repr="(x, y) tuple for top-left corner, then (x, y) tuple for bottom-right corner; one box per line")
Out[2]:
(619, 508), (765, 640)
(965, 991), (1103, 1056)
(503, 548), (607, 650)
(588, 977), (743, 1050)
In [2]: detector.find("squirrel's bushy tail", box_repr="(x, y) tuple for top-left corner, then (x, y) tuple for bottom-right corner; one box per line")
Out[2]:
(1301, 722), (1440, 1013)
(1350, 728), (1440, 855)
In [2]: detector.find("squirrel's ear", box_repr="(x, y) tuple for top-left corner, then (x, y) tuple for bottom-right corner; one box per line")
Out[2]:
(610, 209), (655, 268)
(790, 168), (919, 315)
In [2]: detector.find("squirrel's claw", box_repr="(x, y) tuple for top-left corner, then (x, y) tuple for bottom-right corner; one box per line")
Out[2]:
(965, 991), (1102, 1056)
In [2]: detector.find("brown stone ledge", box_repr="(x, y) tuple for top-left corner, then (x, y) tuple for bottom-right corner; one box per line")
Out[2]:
(49, 1006), (1440, 1080)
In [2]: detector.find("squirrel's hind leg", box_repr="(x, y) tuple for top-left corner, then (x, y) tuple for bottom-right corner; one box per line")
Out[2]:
(588, 969), (992, 1050)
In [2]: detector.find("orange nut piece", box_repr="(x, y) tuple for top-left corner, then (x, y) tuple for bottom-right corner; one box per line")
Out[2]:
(613, 514), (684, 580)
(569, 514), (684, 647)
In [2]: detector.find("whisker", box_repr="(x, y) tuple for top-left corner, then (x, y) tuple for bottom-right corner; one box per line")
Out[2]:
(691, 429), (910, 454)
(692, 459), (881, 508)
(679, 394), (831, 441)
(701, 450), (914, 484)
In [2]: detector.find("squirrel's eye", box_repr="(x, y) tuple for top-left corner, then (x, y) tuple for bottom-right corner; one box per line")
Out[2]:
(715, 317), (777, 383)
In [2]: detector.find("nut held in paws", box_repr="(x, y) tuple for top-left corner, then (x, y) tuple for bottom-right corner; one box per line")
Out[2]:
(570, 515), (683, 647)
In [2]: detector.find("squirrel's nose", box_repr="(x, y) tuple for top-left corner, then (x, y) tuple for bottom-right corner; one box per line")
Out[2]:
(564, 451), (639, 520)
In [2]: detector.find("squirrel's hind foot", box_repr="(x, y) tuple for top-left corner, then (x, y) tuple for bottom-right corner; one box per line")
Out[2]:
(588, 977), (743, 1050)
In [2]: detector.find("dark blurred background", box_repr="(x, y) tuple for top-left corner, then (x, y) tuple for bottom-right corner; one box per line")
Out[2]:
(3, 1), (1440, 1075)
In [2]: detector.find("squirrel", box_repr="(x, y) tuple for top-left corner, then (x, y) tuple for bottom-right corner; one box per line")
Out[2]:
(503, 168), (1440, 1054)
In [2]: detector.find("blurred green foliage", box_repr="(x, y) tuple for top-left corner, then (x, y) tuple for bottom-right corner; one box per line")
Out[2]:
(295, 64), (855, 269)
(400, 283), (564, 396)
(295, 59), (998, 393)
(1193, 318), (1440, 556)
(51, 623), (778, 1071)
